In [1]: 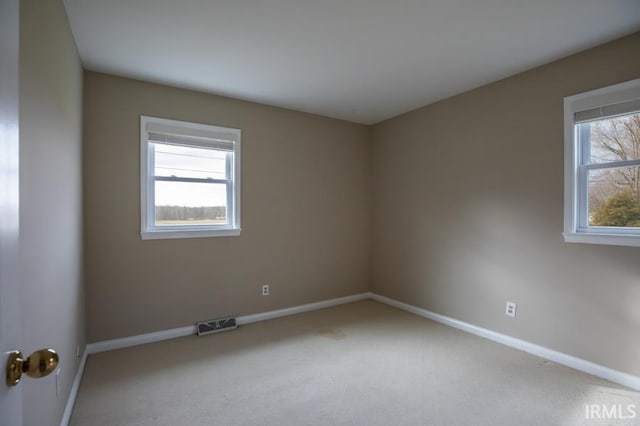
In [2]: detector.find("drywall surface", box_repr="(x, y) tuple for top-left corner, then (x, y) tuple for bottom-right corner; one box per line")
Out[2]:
(83, 72), (371, 342)
(372, 32), (640, 376)
(20, 0), (85, 424)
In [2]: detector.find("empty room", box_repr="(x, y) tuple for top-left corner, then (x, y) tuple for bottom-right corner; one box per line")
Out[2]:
(2, 0), (640, 425)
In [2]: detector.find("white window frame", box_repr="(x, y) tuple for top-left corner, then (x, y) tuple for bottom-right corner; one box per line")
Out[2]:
(140, 116), (241, 240)
(563, 78), (640, 247)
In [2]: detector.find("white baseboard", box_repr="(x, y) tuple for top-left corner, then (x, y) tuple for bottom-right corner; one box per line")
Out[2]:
(236, 292), (369, 325)
(368, 292), (640, 392)
(60, 346), (88, 426)
(86, 292), (370, 355)
(86, 325), (195, 354)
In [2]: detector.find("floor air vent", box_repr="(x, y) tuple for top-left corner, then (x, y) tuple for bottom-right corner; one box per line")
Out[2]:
(196, 317), (237, 336)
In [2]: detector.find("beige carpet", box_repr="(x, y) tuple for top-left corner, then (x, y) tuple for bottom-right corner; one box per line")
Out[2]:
(70, 300), (640, 426)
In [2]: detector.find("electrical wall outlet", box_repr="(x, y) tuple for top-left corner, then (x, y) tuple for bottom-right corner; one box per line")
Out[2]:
(505, 301), (517, 318)
(262, 284), (269, 296)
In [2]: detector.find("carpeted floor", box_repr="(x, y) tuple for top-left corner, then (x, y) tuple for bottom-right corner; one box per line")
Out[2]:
(70, 300), (640, 426)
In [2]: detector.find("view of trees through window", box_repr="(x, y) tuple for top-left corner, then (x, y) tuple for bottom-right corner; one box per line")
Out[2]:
(588, 112), (640, 227)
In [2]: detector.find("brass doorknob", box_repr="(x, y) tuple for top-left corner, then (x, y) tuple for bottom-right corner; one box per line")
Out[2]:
(6, 348), (58, 387)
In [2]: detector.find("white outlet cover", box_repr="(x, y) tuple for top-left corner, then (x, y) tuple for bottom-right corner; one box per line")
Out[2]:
(505, 301), (517, 318)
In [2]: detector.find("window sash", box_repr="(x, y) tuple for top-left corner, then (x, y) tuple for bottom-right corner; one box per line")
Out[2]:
(576, 121), (640, 232)
(153, 176), (229, 184)
(580, 160), (640, 171)
(576, 121), (640, 169)
(575, 165), (640, 233)
(151, 143), (232, 184)
(147, 143), (234, 230)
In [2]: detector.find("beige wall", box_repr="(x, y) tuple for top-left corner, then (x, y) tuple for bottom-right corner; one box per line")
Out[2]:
(372, 32), (640, 376)
(83, 72), (371, 342)
(19, 0), (85, 425)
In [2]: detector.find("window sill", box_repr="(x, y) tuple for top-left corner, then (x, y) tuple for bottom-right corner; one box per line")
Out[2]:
(563, 232), (640, 247)
(141, 228), (241, 240)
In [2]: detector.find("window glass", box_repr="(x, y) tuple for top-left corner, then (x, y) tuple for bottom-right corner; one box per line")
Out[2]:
(587, 113), (640, 164)
(154, 143), (227, 179)
(154, 181), (228, 226)
(588, 166), (640, 227)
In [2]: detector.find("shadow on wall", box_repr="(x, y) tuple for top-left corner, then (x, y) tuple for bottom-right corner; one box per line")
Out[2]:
(424, 195), (640, 376)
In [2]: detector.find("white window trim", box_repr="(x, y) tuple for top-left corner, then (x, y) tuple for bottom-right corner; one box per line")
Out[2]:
(140, 116), (241, 240)
(563, 78), (640, 247)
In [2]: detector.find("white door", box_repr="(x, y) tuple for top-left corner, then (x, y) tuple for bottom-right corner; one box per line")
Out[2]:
(0, 0), (23, 423)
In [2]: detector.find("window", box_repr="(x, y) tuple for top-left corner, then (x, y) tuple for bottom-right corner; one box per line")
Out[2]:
(140, 116), (241, 239)
(564, 78), (640, 247)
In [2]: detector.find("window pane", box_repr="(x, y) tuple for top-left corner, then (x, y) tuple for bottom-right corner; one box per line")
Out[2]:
(587, 112), (640, 164)
(154, 181), (227, 226)
(153, 143), (227, 179)
(588, 166), (640, 227)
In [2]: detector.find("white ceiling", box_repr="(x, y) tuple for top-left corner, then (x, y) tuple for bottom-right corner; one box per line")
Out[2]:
(63, 0), (640, 124)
